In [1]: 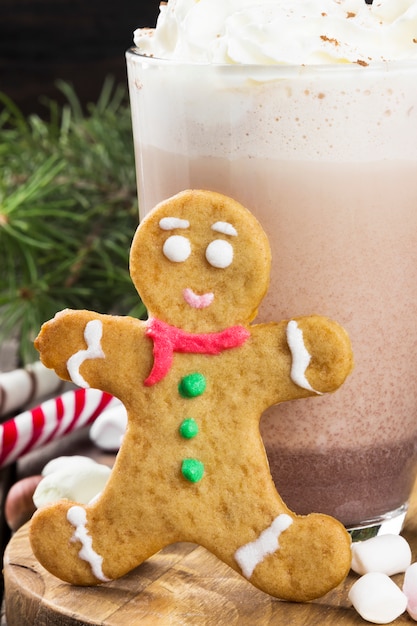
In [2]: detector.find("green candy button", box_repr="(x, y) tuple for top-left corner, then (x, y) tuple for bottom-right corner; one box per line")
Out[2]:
(181, 458), (205, 483)
(179, 418), (199, 439)
(178, 372), (206, 398)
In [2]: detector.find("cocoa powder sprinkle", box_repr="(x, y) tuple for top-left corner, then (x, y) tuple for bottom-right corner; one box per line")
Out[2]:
(320, 35), (339, 46)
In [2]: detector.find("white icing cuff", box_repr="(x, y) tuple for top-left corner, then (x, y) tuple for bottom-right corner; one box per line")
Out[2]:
(234, 514), (293, 579)
(67, 319), (105, 388)
(286, 320), (322, 395)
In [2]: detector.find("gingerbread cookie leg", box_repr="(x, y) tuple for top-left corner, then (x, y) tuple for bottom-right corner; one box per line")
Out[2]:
(192, 470), (351, 603)
(30, 490), (168, 586)
(232, 509), (351, 602)
(30, 502), (111, 586)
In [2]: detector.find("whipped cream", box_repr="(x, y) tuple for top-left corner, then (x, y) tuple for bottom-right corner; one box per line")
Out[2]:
(134, 0), (417, 65)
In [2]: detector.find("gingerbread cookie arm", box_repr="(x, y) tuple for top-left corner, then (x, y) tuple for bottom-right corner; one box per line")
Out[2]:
(291, 315), (354, 394)
(251, 315), (353, 407)
(35, 310), (151, 396)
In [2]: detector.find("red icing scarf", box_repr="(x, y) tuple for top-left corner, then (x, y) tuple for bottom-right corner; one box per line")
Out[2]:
(144, 318), (250, 386)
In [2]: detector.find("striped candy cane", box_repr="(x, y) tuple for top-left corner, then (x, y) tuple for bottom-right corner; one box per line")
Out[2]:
(0, 361), (64, 417)
(0, 388), (119, 468)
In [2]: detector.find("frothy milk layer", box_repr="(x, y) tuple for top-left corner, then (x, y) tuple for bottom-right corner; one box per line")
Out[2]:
(126, 57), (417, 161)
(134, 0), (417, 65)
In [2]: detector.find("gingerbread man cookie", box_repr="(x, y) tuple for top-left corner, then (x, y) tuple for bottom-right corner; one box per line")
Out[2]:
(31, 190), (354, 602)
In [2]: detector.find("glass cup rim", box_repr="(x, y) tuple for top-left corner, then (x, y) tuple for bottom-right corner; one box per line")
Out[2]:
(126, 46), (417, 75)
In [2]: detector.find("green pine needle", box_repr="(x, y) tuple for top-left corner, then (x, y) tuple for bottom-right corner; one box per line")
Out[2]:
(0, 78), (146, 364)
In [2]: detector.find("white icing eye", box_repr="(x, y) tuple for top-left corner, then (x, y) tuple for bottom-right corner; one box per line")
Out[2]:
(163, 235), (191, 263)
(205, 239), (233, 269)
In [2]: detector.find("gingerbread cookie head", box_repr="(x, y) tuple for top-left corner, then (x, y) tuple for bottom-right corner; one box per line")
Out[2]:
(31, 189), (354, 602)
(130, 189), (271, 332)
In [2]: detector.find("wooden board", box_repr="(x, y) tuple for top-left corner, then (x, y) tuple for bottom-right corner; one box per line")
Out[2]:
(4, 490), (417, 626)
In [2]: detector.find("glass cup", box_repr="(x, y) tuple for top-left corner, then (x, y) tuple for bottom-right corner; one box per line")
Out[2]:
(126, 48), (417, 536)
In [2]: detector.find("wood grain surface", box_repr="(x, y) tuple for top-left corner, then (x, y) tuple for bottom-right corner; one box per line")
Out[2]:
(4, 486), (417, 626)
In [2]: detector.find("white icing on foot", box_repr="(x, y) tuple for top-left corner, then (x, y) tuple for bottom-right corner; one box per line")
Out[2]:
(286, 320), (322, 395)
(234, 514), (293, 579)
(67, 505), (111, 582)
(67, 319), (105, 388)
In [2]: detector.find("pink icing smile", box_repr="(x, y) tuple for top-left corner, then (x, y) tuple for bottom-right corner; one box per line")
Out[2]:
(183, 288), (214, 309)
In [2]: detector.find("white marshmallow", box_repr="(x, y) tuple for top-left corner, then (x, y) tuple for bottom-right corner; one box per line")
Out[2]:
(403, 562), (417, 621)
(351, 534), (412, 576)
(34, 457), (111, 508)
(89, 404), (127, 451)
(42, 455), (98, 476)
(348, 572), (408, 624)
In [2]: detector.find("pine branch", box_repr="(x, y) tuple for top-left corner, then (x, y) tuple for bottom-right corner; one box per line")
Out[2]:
(0, 78), (146, 364)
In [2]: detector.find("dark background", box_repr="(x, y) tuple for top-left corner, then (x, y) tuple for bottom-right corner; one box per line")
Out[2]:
(0, 1), (161, 114)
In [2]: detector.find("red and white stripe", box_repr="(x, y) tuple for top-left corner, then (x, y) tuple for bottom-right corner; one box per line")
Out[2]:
(0, 388), (118, 468)
(0, 361), (63, 417)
